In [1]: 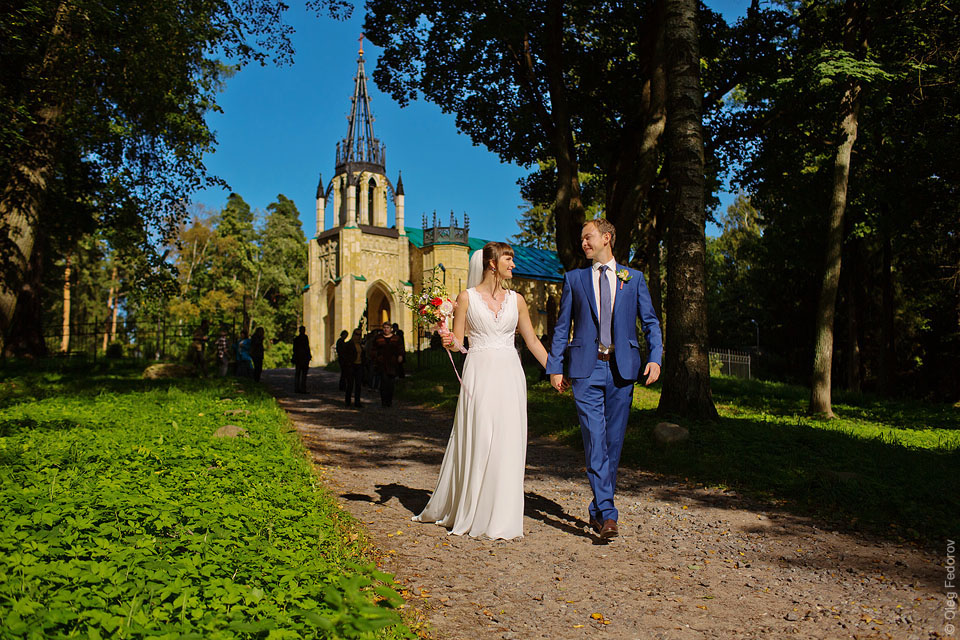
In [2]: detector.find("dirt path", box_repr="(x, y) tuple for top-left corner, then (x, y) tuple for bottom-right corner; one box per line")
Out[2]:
(262, 368), (950, 640)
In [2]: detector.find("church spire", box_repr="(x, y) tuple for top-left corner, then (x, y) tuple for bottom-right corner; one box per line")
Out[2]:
(335, 35), (385, 174)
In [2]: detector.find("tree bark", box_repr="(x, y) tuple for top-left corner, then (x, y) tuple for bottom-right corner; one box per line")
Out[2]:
(657, 0), (718, 421)
(605, 0), (667, 265)
(880, 233), (896, 392)
(60, 251), (72, 353)
(844, 253), (861, 392)
(543, 0), (587, 270)
(102, 265), (117, 352)
(3, 234), (49, 358)
(0, 2), (68, 353)
(809, 0), (865, 417)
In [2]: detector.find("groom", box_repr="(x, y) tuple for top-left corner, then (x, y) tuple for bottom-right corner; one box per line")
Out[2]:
(547, 218), (663, 540)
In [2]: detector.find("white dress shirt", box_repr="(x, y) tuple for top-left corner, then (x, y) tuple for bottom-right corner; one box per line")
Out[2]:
(591, 258), (617, 320)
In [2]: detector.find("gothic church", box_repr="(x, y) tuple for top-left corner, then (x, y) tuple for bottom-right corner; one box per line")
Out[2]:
(303, 43), (563, 364)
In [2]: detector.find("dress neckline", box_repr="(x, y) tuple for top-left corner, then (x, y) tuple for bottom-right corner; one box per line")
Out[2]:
(471, 287), (510, 321)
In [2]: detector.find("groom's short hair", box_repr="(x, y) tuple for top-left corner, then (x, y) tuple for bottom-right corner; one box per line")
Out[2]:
(584, 218), (616, 248)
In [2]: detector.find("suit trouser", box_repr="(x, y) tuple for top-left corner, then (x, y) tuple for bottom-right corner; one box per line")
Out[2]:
(571, 356), (634, 523)
(294, 364), (308, 392)
(345, 365), (363, 405)
(379, 373), (396, 406)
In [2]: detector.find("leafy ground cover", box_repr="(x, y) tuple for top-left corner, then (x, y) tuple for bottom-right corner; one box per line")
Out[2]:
(402, 359), (960, 544)
(0, 359), (413, 639)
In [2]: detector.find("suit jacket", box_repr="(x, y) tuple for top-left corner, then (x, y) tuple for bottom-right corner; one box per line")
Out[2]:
(546, 264), (662, 381)
(372, 334), (403, 377)
(292, 334), (311, 366)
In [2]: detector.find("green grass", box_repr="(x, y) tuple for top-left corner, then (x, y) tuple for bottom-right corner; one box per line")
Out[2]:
(0, 358), (413, 639)
(402, 360), (960, 544)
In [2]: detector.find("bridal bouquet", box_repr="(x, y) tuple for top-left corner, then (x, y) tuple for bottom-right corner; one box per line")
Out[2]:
(398, 266), (456, 331)
(398, 266), (468, 384)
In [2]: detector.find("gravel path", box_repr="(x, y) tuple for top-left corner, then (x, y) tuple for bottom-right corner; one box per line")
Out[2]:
(262, 367), (950, 640)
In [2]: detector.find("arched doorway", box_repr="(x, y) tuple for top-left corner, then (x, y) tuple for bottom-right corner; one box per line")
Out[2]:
(366, 282), (393, 328)
(323, 285), (336, 363)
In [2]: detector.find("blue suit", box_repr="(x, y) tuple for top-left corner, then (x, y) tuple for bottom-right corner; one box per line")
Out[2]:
(546, 264), (663, 523)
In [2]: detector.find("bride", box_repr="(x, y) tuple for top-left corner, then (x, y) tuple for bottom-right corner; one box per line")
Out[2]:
(412, 241), (549, 539)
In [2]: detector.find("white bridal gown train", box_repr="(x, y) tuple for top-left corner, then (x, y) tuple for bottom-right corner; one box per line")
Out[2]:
(413, 288), (527, 539)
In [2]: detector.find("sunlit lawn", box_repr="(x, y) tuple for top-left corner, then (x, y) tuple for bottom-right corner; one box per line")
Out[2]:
(0, 358), (412, 639)
(401, 356), (960, 544)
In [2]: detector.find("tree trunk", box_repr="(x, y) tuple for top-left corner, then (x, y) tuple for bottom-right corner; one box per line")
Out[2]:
(880, 233), (896, 392)
(3, 234), (49, 358)
(844, 253), (861, 392)
(643, 175), (667, 320)
(544, 0), (587, 270)
(809, 0), (865, 417)
(102, 265), (117, 352)
(60, 251), (72, 353)
(0, 3), (68, 353)
(110, 296), (120, 342)
(657, 0), (718, 421)
(606, 0), (667, 265)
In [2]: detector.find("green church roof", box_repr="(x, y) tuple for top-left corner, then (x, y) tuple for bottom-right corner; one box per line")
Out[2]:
(404, 227), (563, 283)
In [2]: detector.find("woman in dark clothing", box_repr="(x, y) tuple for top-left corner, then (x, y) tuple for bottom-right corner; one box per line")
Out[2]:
(250, 327), (266, 382)
(372, 321), (404, 407)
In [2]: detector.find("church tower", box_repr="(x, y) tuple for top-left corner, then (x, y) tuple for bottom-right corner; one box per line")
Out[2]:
(303, 37), (412, 364)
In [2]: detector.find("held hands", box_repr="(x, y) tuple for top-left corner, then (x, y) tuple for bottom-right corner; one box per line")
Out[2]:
(550, 373), (570, 393)
(643, 362), (661, 386)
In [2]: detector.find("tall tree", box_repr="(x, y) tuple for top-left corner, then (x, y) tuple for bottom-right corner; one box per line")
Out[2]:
(257, 193), (307, 344)
(0, 0), (348, 352)
(809, 0), (869, 417)
(657, 0), (718, 420)
(713, 0), (959, 399)
(363, 0), (712, 268)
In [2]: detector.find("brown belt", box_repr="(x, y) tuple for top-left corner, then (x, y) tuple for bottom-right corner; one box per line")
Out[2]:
(597, 351), (612, 362)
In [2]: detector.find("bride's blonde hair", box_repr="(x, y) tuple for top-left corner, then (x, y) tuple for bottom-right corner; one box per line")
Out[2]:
(483, 242), (514, 290)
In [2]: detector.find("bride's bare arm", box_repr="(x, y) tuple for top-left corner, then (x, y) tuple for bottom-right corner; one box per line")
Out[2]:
(442, 290), (470, 351)
(516, 294), (548, 369)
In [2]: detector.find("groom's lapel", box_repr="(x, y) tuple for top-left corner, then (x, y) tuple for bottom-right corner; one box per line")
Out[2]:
(611, 262), (620, 314)
(580, 267), (599, 324)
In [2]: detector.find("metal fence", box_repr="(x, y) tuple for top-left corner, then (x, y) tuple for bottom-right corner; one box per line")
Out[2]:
(41, 319), (238, 362)
(709, 348), (752, 379)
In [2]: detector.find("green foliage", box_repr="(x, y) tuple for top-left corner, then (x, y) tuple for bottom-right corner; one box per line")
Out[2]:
(0, 360), (412, 639)
(259, 194), (308, 345)
(364, 1), (728, 266)
(704, 193), (765, 350)
(711, 0), (960, 397)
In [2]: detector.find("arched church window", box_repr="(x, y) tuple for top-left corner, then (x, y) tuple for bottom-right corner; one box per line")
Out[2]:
(367, 177), (377, 225)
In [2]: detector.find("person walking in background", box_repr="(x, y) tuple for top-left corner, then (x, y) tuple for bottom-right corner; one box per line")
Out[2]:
(190, 319), (210, 376)
(250, 326), (266, 382)
(372, 321), (404, 407)
(364, 328), (380, 390)
(392, 322), (406, 378)
(292, 326), (311, 393)
(236, 330), (253, 378)
(215, 327), (230, 376)
(344, 328), (364, 407)
(335, 330), (349, 391)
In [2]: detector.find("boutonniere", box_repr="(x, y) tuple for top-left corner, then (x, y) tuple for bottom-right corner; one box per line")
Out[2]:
(616, 269), (632, 290)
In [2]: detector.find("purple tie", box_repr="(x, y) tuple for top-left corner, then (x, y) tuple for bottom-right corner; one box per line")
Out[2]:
(598, 265), (612, 348)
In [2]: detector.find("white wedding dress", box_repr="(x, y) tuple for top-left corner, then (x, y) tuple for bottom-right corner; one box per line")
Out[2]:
(413, 288), (527, 539)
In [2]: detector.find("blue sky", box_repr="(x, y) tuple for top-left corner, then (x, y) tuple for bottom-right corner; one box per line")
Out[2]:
(191, 1), (750, 241)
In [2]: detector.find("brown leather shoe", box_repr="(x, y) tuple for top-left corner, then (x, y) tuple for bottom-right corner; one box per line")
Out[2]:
(588, 516), (602, 533)
(599, 519), (619, 540)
